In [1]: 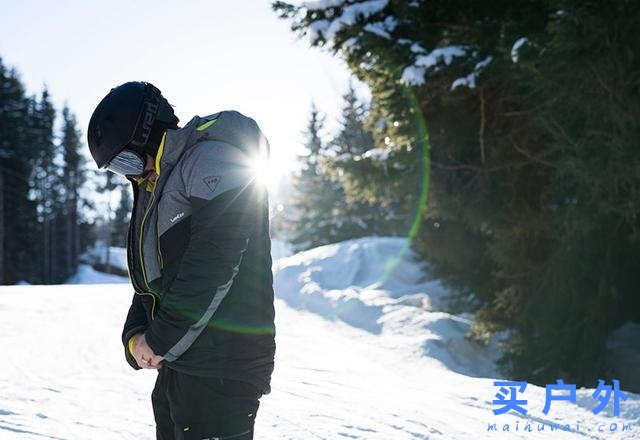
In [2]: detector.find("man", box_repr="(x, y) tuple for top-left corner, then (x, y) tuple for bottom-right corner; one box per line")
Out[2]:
(87, 81), (276, 440)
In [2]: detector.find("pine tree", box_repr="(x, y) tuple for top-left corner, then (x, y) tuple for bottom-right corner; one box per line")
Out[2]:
(327, 82), (404, 236)
(331, 82), (371, 156)
(0, 58), (40, 284)
(60, 105), (86, 279)
(0, 57), (96, 284)
(285, 103), (344, 251)
(274, 0), (640, 387)
(30, 87), (60, 283)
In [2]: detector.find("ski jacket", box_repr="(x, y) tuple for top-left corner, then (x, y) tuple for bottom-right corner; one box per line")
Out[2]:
(121, 110), (276, 395)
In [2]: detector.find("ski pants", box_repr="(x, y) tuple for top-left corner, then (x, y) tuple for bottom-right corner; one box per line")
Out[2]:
(152, 366), (261, 440)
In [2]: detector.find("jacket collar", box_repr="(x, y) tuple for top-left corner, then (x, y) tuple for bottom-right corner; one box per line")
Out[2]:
(157, 115), (202, 173)
(132, 115), (203, 190)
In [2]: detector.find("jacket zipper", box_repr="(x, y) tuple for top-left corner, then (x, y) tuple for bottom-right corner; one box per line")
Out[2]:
(125, 180), (158, 321)
(133, 178), (160, 319)
(139, 180), (158, 293)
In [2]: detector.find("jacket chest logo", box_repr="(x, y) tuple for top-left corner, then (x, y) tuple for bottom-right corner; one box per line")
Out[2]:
(203, 175), (220, 193)
(170, 211), (185, 223)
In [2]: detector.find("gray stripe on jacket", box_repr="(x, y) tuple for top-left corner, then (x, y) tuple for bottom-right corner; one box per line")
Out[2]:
(162, 237), (250, 362)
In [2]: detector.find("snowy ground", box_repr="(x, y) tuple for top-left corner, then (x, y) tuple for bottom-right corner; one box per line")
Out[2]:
(1, 237), (639, 439)
(65, 264), (129, 284)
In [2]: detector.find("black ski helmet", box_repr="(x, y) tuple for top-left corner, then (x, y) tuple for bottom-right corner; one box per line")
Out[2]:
(87, 81), (179, 169)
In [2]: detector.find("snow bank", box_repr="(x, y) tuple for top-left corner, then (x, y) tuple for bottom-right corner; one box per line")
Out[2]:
(273, 236), (500, 378)
(66, 263), (130, 284)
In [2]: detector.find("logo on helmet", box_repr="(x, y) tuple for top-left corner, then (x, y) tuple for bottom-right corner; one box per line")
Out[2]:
(131, 100), (159, 148)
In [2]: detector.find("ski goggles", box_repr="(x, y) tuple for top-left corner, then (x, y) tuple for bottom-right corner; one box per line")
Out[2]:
(105, 148), (146, 177)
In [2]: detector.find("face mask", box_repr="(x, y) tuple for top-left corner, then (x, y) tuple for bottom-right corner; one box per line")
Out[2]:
(105, 149), (147, 177)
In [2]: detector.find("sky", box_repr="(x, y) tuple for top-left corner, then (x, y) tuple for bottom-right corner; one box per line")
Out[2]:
(0, 0), (368, 198)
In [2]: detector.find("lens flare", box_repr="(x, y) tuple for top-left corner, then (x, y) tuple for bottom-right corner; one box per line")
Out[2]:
(376, 86), (431, 286)
(249, 153), (276, 187)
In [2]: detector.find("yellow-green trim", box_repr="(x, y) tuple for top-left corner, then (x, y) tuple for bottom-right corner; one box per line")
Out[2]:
(155, 132), (166, 176)
(154, 132), (167, 270)
(128, 335), (136, 356)
(196, 118), (218, 131)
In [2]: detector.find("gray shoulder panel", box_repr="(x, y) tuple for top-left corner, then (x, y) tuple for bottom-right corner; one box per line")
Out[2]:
(179, 141), (254, 201)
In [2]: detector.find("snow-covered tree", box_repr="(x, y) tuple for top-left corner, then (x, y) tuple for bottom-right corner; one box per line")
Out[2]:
(274, 0), (640, 387)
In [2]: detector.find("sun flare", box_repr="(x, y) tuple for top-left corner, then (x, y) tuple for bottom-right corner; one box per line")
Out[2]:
(248, 152), (290, 190)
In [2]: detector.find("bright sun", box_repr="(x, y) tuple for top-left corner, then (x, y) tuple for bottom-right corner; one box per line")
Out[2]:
(248, 152), (289, 190)
(247, 135), (295, 191)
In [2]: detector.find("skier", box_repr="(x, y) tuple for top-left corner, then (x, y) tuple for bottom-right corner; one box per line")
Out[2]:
(87, 81), (276, 440)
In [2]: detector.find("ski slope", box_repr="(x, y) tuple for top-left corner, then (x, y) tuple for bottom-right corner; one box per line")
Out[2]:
(1, 237), (638, 439)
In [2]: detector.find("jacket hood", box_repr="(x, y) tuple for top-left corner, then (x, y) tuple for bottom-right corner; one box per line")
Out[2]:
(192, 110), (269, 157)
(157, 110), (270, 175)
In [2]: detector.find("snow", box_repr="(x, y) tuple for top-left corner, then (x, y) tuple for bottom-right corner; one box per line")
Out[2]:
(410, 42), (426, 53)
(361, 147), (389, 161)
(308, 19), (330, 43)
(401, 65), (427, 86)
(401, 46), (468, 86)
(305, 0), (389, 44)
(451, 73), (477, 90)
(342, 36), (359, 52)
(451, 55), (493, 90)
(302, 0), (344, 10)
(273, 237), (501, 376)
(363, 16), (397, 39)
(66, 263), (130, 284)
(511, 37), (529, 63)
(1, 236), (639, 439)
(414, 46), (467, 69)
(474, 55), (493, 70)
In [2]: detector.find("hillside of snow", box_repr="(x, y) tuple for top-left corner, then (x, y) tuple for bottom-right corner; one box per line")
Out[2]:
(274, 237), (501, 379)
(1, 237), (639, 439)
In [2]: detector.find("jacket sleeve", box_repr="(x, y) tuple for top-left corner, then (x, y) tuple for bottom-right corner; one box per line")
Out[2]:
(143, 142), (261, 362)
(121, 293), (148, 370)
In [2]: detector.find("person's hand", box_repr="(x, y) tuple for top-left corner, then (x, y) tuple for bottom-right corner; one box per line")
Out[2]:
(131, 333), (164, 369)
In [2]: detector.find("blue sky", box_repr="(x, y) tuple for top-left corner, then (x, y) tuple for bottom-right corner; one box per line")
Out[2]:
(0, 0), (367, 193)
